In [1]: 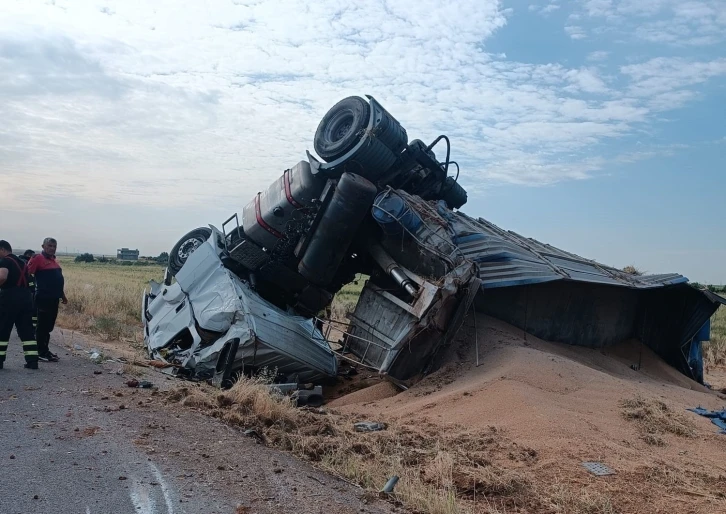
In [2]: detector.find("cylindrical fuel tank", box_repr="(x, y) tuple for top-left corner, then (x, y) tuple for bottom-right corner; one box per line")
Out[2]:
(242, 160), (325, 251)
(298, 172), (378, 286)
(441, 176), (468, 209)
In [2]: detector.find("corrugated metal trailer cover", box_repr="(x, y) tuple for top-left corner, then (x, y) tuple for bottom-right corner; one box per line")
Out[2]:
(447, 212), (724, 383)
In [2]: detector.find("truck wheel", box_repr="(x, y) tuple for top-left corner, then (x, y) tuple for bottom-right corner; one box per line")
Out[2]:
(168, 227), (212, 276)
(314, 96), (370, 162)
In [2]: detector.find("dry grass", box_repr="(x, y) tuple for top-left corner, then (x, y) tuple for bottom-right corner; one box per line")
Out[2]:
(704, 306), (726, 367)
(622, 265), (644, 276)
(166, 379), (616, 514)
(544, 483), (616, 514)
(330, 276), (365, 320)
(56, 257), (165, 340)
(620, 395), (695, 443)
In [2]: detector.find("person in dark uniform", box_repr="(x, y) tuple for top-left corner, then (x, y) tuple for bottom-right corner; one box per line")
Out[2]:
(0, 240), (39, 369)
(19, 249), (37, 330)
(26, 238), (66, 362)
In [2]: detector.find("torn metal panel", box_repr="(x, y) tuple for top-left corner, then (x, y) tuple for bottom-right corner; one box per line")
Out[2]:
(345, 261), (478, 381)
(176, 241), (243, 333)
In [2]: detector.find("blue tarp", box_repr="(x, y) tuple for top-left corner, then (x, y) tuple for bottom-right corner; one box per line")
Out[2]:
(688, 407), (726, 433)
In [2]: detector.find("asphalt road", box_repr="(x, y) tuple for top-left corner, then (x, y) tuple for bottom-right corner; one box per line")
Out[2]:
(0, 332), (394, 514)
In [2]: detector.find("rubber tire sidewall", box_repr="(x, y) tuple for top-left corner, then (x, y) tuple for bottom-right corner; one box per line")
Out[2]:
(168, 227), (212, 276)
(314, 96), (370, 162)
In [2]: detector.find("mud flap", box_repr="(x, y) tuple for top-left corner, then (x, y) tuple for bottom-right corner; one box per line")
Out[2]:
(211, 338), (240, 389)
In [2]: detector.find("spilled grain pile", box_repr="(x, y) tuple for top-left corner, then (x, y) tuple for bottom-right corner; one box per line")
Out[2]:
(167, 315), (726, 514)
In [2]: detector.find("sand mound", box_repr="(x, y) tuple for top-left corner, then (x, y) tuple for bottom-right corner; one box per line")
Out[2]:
(327, 381), (399, 407)
(332, 314), (726, 513)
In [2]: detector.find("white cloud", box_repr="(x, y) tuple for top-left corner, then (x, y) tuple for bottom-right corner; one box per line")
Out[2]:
(621, 57), (726, 109)
(0, 0), (723, 218)
(565, 25), (587, 39)
(581, 0), (726, 46)
(586, 50), (610, 62)
(564, 68), (610, 93)
(529, 3), (561, 15)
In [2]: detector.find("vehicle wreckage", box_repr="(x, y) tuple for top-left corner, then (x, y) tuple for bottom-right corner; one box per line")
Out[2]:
(143, 95), (724, 389)
(143, 95), (478, 387)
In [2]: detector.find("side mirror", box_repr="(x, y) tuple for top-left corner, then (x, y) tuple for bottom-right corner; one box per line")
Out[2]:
(163, 267), (173, 286)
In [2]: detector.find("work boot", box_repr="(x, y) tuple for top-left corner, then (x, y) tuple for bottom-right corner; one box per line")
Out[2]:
(38, 351), (59, 362)
(24, 361), (39, 370)
(0, 362), (3, 369)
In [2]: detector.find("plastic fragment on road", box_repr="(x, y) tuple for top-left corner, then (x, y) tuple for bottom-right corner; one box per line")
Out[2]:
(380, 475), (399, 493)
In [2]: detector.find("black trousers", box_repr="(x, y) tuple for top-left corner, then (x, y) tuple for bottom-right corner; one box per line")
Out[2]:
(35, 297), (59, 356)
(0, 288), (39, 364)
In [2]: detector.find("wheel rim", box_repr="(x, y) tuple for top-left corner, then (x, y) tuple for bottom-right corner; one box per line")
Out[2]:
(178, 238), (203, 260)
(326, 110), (355, 143)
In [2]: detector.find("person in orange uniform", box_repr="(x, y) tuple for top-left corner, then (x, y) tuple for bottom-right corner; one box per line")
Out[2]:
(26, 238), (67, 362)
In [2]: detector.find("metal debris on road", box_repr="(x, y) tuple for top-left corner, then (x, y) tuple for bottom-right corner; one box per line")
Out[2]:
(354, 421), (387, 432)
(582, 462), (615, 476)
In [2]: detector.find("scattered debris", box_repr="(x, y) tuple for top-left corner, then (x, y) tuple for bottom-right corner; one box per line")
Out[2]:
(267, 383), (324, 407)
(582, 462), (615, 476)
(125, 379), (154, 389)
(687, 407), (726, 433)
(82, 426), (101, 437)
(93, 370), (102, 375)
(380, 475), (399, 493)
(354, 421), (387, 433)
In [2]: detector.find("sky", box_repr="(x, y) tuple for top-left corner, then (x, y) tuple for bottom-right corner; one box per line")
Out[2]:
(0, 0), (724, 283)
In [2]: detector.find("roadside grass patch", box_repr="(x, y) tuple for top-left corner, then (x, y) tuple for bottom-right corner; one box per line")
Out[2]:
(166, 379), (617, 514)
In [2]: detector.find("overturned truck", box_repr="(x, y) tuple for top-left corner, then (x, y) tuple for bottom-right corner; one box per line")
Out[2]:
(143, 95), (723, 388)
(143, 95), (478, 386)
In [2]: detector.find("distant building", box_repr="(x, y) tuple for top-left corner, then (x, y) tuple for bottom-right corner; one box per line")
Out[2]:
(117, 248), (140, 261)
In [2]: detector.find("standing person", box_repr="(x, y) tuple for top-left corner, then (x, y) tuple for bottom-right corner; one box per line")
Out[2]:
(0, 240), (40, 369)
(19, 250), (37, 330)
(26, 238), (66, 362)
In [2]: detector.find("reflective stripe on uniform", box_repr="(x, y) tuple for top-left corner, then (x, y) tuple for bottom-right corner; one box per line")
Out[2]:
(22, 341), (38, 356)
(0, 341), (7, 357)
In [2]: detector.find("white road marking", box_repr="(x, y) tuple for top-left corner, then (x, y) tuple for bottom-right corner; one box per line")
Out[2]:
(149, 462), (175, 514)
(86, 507), (91, 514)
(129, 474), (158, 514)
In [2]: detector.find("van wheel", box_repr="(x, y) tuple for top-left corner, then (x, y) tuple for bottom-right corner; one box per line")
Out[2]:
(168, 227), (212, 276)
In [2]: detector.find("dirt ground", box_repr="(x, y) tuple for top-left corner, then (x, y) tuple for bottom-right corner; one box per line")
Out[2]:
(44, 330), (396, 514)
(333, 314), (726, 513)
(55, 314), (726, 514)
